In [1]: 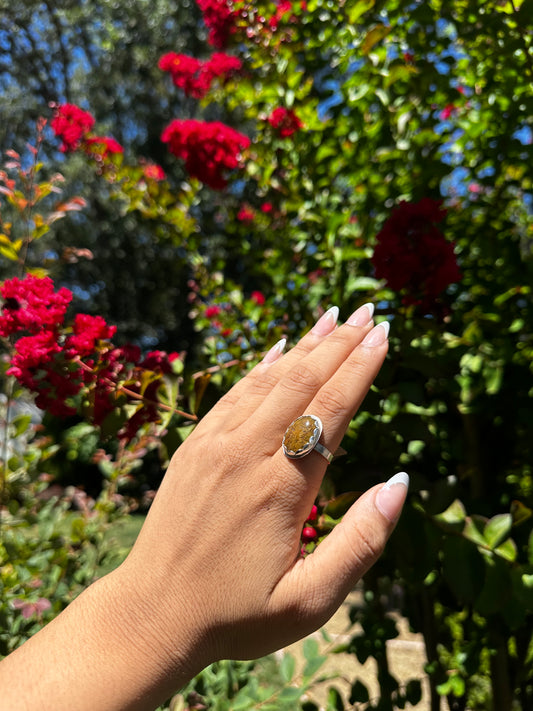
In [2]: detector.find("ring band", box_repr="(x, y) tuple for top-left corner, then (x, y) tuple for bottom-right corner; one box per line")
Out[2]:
(282, 415), (334, 463)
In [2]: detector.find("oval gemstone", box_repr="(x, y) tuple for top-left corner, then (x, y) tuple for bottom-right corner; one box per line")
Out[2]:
(283, 415), (322, 459)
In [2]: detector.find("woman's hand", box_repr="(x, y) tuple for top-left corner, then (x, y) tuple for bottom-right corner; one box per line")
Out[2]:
(0, 304), (408, 711)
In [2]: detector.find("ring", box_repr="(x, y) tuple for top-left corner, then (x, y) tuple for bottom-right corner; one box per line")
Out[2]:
(282, 415), (334, 463)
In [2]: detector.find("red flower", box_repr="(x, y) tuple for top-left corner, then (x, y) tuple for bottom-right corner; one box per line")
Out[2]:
(237, 205), (255, 222)
(141, 162), (166, 181)
(439, 104), (457, 121)
(140, 350), (180, 374)
(251, 291), (265, 305)
(65, 314), (117, 358)
(372, 198), (461, 310)
(196, 0), (239, 48)
(0, 275), (72, 337)
(159, 51), (241, 98)
(85, 136), (124, 159)
(161, 119), (250, 189)
(51, 104), (95, 152)
(261, 202), (273, 213)
(267, 107), (303, 137)
(205, 305), (222, 318)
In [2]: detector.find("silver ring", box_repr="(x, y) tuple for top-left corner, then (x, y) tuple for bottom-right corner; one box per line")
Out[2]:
(282, 415), (334, 463)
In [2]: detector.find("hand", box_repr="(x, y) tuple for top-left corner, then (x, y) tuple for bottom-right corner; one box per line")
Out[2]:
(0, 303), (408, 711)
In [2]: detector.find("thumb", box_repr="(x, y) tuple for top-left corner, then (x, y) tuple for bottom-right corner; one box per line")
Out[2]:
(273, 472), (409, 633)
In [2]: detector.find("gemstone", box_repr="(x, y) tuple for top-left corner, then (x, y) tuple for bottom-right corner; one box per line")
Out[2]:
(283, 415), (322, 459)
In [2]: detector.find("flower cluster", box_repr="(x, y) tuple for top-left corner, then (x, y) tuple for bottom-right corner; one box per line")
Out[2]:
(267, 107), (303, 137)
(50, 104), (95, 152)
(196, 0), (240, 48)
(0, 275), (180, 436)
(51, 104), (123, 157)
(372, 198), (461, 310)
(161, 119), (250, 189)
(158, 52), (242, 98)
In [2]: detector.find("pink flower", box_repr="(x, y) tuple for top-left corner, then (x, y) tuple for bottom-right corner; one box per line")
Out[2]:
(267, 107), (303, 137)
(161, 119), (250, 189)
(51, 104), (95, 152)
(11, 597), (52, 619)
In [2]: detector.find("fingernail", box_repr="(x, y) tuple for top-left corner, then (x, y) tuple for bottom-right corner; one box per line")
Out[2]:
(346, 302), (374, 327)
(376, 471), (409, 522)
(311, 306), (339, 336)
(361, 321), (390, 346)
(262, 338), (287, 364)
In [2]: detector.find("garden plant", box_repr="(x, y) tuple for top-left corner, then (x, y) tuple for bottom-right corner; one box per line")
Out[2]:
(1, 1), (533, 709)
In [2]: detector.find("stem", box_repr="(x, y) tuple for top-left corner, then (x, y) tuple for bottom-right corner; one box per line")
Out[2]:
(490, 634), (512, 711)
(0, 377), (15, 528)
(419, 589), (442, 711)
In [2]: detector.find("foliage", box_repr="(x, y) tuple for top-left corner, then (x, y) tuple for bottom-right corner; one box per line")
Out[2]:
(2, 0), (533, 710)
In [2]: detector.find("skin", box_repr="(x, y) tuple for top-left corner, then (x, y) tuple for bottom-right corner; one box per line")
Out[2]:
(0, 305), (407, 711)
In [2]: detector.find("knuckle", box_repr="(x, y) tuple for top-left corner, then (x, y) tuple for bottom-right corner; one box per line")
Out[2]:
(281, 361), (321, 396)
(314, 385), (350, 419)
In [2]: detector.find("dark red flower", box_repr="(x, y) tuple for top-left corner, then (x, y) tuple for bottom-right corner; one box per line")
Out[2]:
(267, 107), (303, 137)
(372, 198), (461, 310)
(161, 119), (250, 189)
(51, 104), (95, 152)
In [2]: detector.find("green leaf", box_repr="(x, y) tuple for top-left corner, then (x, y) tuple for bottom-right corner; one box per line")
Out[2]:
(433, 499), (466, 531)
(348, 0), (375, 24)
(277, 686), (302, 703)
(484, 513), (512, 549)
(323, 492), (358, 519)
(279, 653), (296, 683)
(303, 637), (320, 661)
(303, 654), (327, 680)
(326, 686), (345, 711)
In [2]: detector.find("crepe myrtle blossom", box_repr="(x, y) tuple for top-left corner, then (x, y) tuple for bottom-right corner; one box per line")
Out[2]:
(267, 107), (303, 137)
(372, 198), (461, 310)
(159, 52), (242, 99)
(85, 136), (124, 159)
(51, 104), (95, 152)
(196, 0), (240, 48)
(161, 119), (250, 190)
(0, 274), (181, 436)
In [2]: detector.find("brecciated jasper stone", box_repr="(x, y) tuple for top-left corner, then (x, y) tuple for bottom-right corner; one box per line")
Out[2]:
(283, 415), (322, 459)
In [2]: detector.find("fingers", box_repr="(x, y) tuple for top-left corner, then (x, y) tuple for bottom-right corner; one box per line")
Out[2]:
(248, 319), (389, 462)
(269, 473), (409, 635)
(213, 304), (374, 425)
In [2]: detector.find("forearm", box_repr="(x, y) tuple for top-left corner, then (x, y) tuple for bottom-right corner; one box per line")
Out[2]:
(0, 567), (199, 711)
